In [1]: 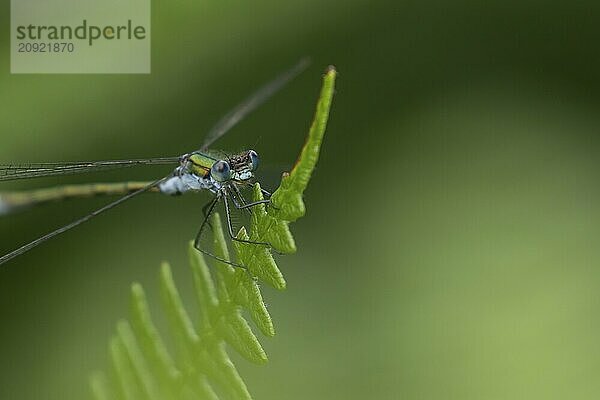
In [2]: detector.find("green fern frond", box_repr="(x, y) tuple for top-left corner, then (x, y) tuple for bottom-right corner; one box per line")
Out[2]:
(90, 66), (337, 400)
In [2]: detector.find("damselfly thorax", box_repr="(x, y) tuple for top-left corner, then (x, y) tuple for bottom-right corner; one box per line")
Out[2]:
(159, 150), (260, 196)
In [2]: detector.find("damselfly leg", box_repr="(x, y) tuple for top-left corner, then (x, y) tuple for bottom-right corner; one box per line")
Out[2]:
(222, 195), (271, 247)
(194, 194), (250, 271)
(229, 185), (253, 216)
(193, 185), (276, 271)
(229, 185), (272, 212)
(226, 185), (286, 255)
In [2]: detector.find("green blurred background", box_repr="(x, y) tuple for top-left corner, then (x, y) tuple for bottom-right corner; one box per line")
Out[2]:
(2, 0), (600, 399)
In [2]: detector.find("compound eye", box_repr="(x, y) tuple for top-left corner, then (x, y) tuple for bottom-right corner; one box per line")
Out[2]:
(248, 150), (259, 171)
(211, 160), (232, 182)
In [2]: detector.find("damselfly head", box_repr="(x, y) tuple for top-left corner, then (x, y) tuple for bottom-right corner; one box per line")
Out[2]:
(221, 149), (260, 184)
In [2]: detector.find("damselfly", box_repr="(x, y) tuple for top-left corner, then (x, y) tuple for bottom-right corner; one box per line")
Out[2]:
(0, 59), (310, 268)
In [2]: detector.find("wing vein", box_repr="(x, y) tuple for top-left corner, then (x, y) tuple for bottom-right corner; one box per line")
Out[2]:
(0, 157), (179, 181)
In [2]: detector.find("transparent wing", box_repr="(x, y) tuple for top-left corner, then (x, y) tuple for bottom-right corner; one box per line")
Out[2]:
(200, 57), (311, 151)
(0, 157), (179, 182)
